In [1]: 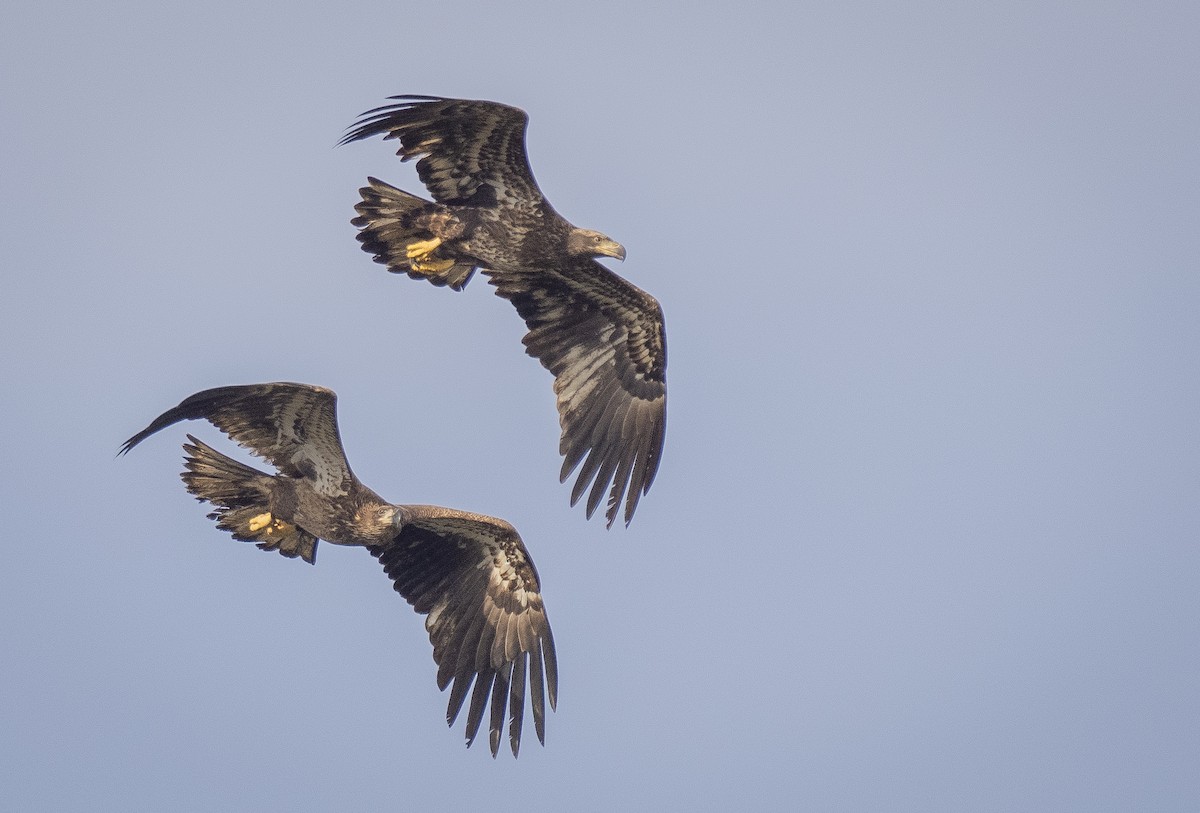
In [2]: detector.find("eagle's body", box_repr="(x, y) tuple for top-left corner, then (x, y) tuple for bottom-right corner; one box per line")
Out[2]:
(341, 95), (666, 527)
(408, 197), (568, 270)
(122, 382), (557, 758)
(261, 471), (395, 549)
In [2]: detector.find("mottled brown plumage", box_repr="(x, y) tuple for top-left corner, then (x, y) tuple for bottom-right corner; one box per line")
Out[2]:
(121, 382), (557, 757)
(341, 95), (667, 526)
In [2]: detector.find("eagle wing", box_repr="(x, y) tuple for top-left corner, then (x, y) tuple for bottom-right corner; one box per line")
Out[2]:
(339, 95), (543, 209)
(120, 382), (355, 496)
(487, 258), (667, 527)
(369, 507), (558, 758)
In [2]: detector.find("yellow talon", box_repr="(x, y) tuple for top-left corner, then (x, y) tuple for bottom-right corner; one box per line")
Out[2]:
(405, 237), (444, 260)
(247, 512), (273, 533)
(412, 256), (456, 274)
(406, 237), (455, 274)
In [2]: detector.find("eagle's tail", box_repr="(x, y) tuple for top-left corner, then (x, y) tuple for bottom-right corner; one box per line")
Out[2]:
(180, 435), (319, 564)
(351, 177), (477, 291)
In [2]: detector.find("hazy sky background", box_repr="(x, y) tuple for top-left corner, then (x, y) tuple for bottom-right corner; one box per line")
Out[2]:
(3, 2), (1198, 810)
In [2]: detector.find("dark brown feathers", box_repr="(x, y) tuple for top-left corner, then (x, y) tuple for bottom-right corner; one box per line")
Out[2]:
(122, 382), (557, 757)
(343, 95), (668, 526)
(489, 259), (667, 526)
(120, 382), (354, 496)
(370, 511), (557, 756)
(339, 95), (542, 208)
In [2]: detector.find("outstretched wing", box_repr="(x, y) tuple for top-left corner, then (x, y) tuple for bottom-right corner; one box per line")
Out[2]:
(120, 382), (355, 496)
(339, 95), (544, 209)
(488, 259), (667, 527)
(370, 507), (558, 758)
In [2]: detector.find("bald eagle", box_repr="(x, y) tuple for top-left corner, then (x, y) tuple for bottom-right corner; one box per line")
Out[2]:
(121, 382), (557, 758)
(339, 95), (667, 527)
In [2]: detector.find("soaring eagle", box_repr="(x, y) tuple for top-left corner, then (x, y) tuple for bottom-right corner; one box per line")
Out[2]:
(121, 382), (557, 758)
(339, 95), (667, 527)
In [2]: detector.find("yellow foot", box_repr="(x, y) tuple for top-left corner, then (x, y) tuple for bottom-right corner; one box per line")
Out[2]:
(411, 256), (456, 274)
(405, 236), (443, 260)
(263, 517), (291, 536)
(406, 237), (455, 275)
(247, 512), (273, 532)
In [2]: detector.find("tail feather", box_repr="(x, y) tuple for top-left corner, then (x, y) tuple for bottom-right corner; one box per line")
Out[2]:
(352, 177), (477, 291)
(181, 435), (318, 564)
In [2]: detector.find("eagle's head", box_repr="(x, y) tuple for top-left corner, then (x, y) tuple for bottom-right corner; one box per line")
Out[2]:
(568, 228), (626, 262)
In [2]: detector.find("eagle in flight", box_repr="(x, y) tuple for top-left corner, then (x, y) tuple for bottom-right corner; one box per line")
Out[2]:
(121, 382), (557, 758)
(339, 95), (667, 527)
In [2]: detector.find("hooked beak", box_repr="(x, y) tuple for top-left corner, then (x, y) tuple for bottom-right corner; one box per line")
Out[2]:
(598, 239), (626, 262)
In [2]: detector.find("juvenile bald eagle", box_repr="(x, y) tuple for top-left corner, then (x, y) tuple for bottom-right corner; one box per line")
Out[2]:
(339, 95), (667, 527)
(121, 382), (557, 758)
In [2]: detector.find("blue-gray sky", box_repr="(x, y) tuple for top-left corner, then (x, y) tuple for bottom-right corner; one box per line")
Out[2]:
(3, 2), (1198, 810)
